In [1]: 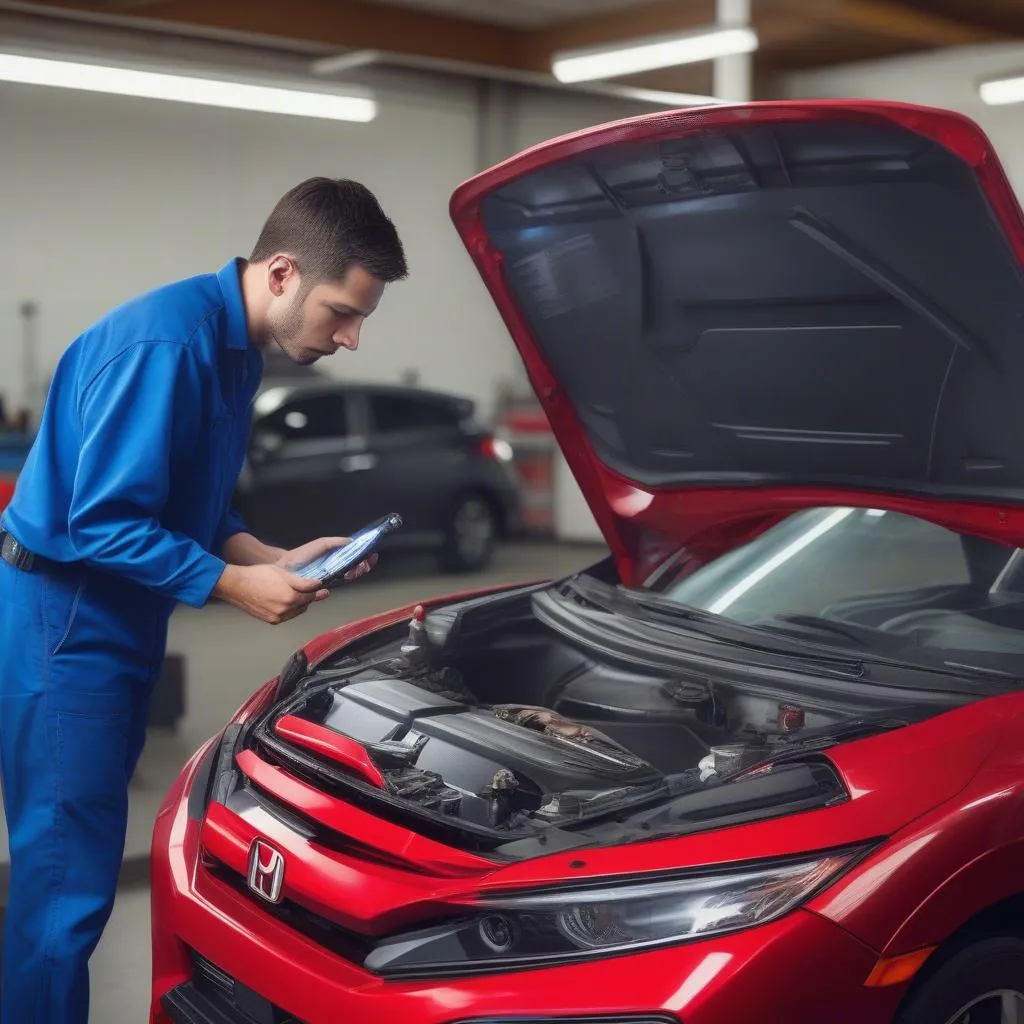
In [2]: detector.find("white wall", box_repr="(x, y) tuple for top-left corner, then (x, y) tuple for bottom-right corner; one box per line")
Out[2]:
(0, 71), (646, 424)
(513, 87), (647, 152)
(0, 75), (490, 415)
(783, 43), (1024, 194)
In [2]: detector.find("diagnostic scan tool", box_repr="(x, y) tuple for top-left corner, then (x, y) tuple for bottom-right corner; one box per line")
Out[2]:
(294, 513), (403, 588)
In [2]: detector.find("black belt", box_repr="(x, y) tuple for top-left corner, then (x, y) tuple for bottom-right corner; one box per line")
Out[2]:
(0, 530), (38, 572)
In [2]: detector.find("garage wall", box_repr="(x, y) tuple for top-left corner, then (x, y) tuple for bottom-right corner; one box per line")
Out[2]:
(783, 42), (1024, 194)
(0, 75), (495, 418)
(513, 87), (646, 152)
(0, 71), (646, 425)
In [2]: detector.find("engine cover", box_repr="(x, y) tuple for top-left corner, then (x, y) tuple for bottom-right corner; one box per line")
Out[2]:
(287, 675), (663, 827)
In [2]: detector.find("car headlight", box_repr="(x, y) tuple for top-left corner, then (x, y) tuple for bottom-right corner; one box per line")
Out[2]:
(364, 844), (872, 977)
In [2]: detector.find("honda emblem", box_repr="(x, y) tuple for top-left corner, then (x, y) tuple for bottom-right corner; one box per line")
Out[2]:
(247, 839), (285, 904)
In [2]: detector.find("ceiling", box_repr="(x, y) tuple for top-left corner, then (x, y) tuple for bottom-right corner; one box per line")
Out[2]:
(5, 0), (1024, 99)
(367, 0), (664, 28)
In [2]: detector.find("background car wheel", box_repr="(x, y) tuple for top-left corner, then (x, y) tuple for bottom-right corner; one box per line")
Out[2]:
(896, 937), (1024, 1024)
(440, 493), (497, 572)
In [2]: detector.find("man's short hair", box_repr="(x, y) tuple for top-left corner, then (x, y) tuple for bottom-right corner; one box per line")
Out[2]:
(251, 177), (408, 285)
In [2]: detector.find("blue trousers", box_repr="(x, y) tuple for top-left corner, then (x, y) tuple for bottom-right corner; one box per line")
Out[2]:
(0, 556), (169, 1023)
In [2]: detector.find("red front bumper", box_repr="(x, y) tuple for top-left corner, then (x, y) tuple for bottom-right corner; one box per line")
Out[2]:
(150, 740), (907, 1024)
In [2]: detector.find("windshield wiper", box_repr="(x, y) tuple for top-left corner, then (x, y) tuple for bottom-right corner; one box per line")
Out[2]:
(768, 617), (1024, 684)
(940, 660), (1021, 681)
(560, 577), (868, 675)
(560, 576), (1023, 692)
(763, 613), (873, 649)
(568, 578), (798, 642)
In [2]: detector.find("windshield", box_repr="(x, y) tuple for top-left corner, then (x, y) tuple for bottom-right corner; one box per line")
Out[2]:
(646, 507), (1024, 669)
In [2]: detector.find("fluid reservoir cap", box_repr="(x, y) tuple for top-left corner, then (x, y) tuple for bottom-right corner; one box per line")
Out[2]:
(778, 703), (806, 732)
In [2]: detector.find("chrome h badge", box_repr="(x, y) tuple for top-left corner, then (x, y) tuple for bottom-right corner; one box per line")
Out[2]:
(247, 839), (285, 904)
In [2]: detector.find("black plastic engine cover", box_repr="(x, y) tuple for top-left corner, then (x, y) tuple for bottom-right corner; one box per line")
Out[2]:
(298, 676), (662, 801)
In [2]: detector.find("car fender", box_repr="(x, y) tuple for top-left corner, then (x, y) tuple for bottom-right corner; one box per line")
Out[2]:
(878, 734), (1024, 956)
(880, 833), (1024, 956)
(809, 773), (1024, 954)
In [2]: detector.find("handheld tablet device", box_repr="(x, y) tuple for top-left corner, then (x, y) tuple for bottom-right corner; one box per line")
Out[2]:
(293, 513), (403, 588)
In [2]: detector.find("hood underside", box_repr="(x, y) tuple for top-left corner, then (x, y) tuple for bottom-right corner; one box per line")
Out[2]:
(450, 101), (1024, 578)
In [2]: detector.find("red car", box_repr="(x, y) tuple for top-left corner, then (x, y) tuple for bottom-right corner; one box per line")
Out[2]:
(151, 99), (1024, 1024)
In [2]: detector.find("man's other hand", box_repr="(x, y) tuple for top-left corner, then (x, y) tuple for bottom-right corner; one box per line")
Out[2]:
(275, 536), (378, 582)
(212, 563), (330, 625)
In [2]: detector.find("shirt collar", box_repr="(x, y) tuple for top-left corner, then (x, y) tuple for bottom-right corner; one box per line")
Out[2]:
(216, 258), (251, 351)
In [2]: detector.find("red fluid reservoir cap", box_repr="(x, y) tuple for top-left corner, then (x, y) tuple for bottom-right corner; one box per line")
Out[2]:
(778, 703), (805, 732)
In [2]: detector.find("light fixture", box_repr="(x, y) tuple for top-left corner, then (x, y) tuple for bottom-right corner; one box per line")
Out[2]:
(0, 52), (377, 122)
(551, 25), (758, 84)
(979, 74), (1024, 106)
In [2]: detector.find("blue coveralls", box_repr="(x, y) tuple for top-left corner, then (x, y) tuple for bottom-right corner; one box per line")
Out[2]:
(0, 259), (262, 1022)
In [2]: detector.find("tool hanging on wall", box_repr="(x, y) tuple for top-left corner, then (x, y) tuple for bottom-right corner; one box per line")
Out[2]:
(19, 300), (39, 431)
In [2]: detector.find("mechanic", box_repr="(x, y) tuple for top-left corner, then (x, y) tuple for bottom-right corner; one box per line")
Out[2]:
(0, 177), (408, 1023)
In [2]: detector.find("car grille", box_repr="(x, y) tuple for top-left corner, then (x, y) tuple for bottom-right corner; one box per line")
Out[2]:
(183, 949), (307, 1024)
(248, 732), (504, 854)
(206, 856), (375, 965)
(240, 779), (411, 871)
(191, 950), (235, 1001)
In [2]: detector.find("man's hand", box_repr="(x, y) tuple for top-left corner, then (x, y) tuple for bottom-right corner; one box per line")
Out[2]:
(212, 563), (329, 625)
(221, 532), (286, 566)
(275, 537), (377, 582)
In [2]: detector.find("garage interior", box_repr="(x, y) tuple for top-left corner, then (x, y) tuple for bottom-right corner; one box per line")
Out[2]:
(2, 0), (1024, 1019)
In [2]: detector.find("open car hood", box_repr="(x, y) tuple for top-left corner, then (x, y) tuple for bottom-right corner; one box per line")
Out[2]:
(450, 101), (1024, 584)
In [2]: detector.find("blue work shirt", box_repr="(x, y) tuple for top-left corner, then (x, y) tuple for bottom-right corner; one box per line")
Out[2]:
(2, 259), (262, 609)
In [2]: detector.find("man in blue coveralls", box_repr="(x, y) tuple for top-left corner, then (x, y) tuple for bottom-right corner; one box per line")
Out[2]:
(0, 176), (408, 1022)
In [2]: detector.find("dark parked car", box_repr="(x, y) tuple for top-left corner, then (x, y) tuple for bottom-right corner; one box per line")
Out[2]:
(233, 378), (521, 572)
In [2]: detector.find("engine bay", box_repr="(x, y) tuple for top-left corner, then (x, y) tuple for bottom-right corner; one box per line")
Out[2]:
(251, 578), (970, 852)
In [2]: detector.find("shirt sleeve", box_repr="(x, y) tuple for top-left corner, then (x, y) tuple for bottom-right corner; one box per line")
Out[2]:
(69, 341), (227, 608)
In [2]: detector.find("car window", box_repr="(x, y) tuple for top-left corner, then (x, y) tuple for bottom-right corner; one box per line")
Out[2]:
(653, 508), (974, 618)
(369, 394), (459, 435)
(646, 507), (1024, 665)
(266, 394), (350, 440)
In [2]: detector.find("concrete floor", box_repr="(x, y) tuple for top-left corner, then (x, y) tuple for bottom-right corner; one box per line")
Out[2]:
(85, 540), (608, 1023)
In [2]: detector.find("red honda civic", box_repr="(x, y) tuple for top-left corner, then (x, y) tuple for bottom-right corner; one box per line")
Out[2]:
(150, 99), (1024, 1024)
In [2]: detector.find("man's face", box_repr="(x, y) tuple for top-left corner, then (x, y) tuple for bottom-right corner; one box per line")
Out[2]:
(267, 263), (386, 365)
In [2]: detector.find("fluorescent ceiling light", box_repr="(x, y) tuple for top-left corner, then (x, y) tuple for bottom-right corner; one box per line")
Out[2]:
(979, 74), (1024, 105)
(0, 52), (377, 122)
(552, 25), (758, 84)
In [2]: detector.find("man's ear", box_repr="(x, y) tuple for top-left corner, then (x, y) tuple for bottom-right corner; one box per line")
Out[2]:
(266, 255), (299, 298)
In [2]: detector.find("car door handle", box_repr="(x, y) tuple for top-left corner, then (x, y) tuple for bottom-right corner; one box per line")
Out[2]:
(338, 454), (379, 472)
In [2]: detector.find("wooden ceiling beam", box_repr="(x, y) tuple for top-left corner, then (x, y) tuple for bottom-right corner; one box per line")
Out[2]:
(19, 0), (783, 74)
(15, 0), (1011, 87)
(16, 0), (523, 66)
(802, 0), (1009, 46)
(521, 0), (716, 56)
